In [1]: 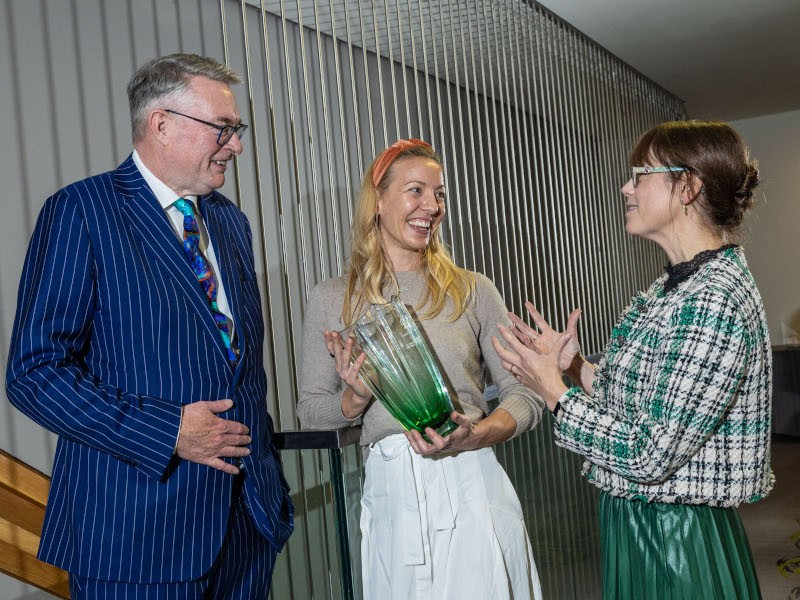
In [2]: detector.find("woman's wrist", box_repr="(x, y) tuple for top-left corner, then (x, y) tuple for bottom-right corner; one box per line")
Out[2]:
(565, 354), (586, 383)
(566, 354), (595, 392)
(471, 408), (517, 449)
(341, 388), (370, 419)
(541, 380), (569, 412)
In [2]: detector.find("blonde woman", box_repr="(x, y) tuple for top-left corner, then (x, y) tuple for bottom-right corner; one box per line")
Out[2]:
(298, 139), (543, 599)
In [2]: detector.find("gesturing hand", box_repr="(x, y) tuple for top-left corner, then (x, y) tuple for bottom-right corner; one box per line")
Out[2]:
(175, 399), (251, 475)
(324, 330), (373, 418)
(508, 302), (582, 372)
(492, 322), (573, 409)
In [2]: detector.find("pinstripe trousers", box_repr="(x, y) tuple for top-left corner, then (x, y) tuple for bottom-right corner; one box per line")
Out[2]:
(68, 475), (277, 599)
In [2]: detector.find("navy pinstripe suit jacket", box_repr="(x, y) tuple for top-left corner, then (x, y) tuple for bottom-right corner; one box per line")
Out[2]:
(6, 155), (293, 583)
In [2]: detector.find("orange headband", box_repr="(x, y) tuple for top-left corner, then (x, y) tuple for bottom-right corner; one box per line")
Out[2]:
(371, 138), (433, 187)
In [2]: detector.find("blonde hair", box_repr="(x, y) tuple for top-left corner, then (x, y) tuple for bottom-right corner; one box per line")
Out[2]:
(342, 143), (475, 326)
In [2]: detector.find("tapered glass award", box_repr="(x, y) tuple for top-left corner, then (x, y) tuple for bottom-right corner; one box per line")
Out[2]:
(343, 297), (458, 441)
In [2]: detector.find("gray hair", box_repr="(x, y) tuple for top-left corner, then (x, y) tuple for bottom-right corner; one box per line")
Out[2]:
(127, 53), (242, 143)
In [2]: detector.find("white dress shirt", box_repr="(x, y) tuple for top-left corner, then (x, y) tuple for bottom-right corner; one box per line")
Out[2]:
(132, 150), (235, 341)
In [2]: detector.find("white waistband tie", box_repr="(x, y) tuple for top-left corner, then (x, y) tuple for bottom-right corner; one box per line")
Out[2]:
(370, 434), (459, 565)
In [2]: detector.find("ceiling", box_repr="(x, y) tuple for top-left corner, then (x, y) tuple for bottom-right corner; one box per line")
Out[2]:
(535, 0), (800, 121)
(260, 0), (684, 122)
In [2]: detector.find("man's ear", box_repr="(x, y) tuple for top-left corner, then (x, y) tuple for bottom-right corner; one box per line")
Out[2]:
(147, 109), (171, 147)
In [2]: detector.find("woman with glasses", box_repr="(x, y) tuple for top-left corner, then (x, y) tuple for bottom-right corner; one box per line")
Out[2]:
(297, 139), (543, 599)
(494, 120), (772, 599)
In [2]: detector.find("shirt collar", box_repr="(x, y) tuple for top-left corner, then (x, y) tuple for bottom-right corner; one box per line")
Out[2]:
(132, 150), (197, 210)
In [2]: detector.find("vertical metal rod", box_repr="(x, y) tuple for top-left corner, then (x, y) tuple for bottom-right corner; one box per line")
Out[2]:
(501, 0), (529, 317)
(528, 8), (563, 594)
(219, 0), (245, 207)
(534, 10), (563, 329)
(556, 27), (588, 597)
(421, 1), (460, 264)
(521, 3), (547, 315)
(253, 4), (308, 595)
(293, 0), (327, 286)
(563, 28), (594, 349)
(379, 0), (401, 141)
(471, 0), (507, 299)
(591, 34), (624, 352)
(439, 4), (478, 273)
(488, 0), (524, 315)
(594, 43), (623, 343)
(412, 0), (434, 142)
(303, 5), (345, 597)
(253, 2), (287, 431)
(548, 24), (584, 593)
(548, 10), (571, 334)
(367, 0), (388, 148)
(422, 0), (447, 165)
(312, 0), (343, 276)
(329, 447), (355, 600)
(595, 36), (622, 349)
(626, 61), (649, 294)
(329, 0), (358, 229)
(573, 34), (605, 352)
(392, 0), (413, 138)
(459, 0), (494, 281)
(614, 53), (634, 311)
(557, 18), (590, 353)
(356, 0), (376, 158)
(506, 0), (539, 315)
(276, 0), (310, 302)
(485, 0), (520, 489)
(238, 0), (277, 422)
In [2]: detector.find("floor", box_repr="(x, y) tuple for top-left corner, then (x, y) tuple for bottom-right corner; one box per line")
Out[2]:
(738, 436), (800, 600)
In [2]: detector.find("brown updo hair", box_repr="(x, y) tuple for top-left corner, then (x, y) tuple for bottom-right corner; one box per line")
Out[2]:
(629, 120), (759, 235)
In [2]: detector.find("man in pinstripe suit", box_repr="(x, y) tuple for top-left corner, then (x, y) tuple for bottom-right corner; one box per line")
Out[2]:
(6, 54), (293, 598)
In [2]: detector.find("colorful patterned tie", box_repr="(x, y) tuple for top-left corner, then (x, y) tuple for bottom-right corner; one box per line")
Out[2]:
(173, 198), (238, 368)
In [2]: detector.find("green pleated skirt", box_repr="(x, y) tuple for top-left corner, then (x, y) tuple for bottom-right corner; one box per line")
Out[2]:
(599, 491), (761, 600)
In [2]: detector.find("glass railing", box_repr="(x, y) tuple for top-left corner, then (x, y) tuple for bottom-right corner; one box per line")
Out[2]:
(271, 415), (601, 599)
(271, 427), (365, 600)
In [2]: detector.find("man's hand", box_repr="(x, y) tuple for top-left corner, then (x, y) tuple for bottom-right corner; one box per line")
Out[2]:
(175, 399), (251, 475)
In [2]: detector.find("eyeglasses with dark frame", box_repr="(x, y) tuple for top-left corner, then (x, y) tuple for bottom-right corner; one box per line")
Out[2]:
(163, 109), (248, 146)
(631, 166), (686, 188)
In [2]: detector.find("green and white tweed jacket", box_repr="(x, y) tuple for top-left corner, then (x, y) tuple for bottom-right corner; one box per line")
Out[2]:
(554, 246), (774, 507)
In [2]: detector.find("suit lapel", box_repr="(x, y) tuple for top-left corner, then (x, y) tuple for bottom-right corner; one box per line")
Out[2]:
(113, 156), (232, 367)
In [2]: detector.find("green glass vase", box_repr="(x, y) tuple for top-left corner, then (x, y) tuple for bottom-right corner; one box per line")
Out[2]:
(344, 297), (458, 441)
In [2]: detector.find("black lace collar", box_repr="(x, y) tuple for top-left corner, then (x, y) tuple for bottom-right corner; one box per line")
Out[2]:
(663, 244), (738, 294)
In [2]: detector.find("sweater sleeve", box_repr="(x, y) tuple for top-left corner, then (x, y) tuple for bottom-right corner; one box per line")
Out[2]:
(553, 286), (750, 484)
(474, 274), (545, 437)
(296, 280), (361, 430)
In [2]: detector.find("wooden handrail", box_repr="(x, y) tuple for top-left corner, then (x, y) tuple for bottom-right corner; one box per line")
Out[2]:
(0, 449), (69, 598)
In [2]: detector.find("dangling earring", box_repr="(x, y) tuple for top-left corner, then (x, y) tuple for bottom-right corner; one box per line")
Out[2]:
(683, 203), (689, 216)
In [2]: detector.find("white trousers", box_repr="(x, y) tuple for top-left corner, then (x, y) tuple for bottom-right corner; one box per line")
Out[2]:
(360, 434), (543, 599)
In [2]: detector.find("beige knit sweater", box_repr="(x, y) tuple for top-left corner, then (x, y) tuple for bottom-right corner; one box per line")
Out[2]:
(297, 270), (544, 447)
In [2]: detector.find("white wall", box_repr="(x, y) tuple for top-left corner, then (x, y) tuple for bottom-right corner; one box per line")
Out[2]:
(732, 109), (800, 345)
